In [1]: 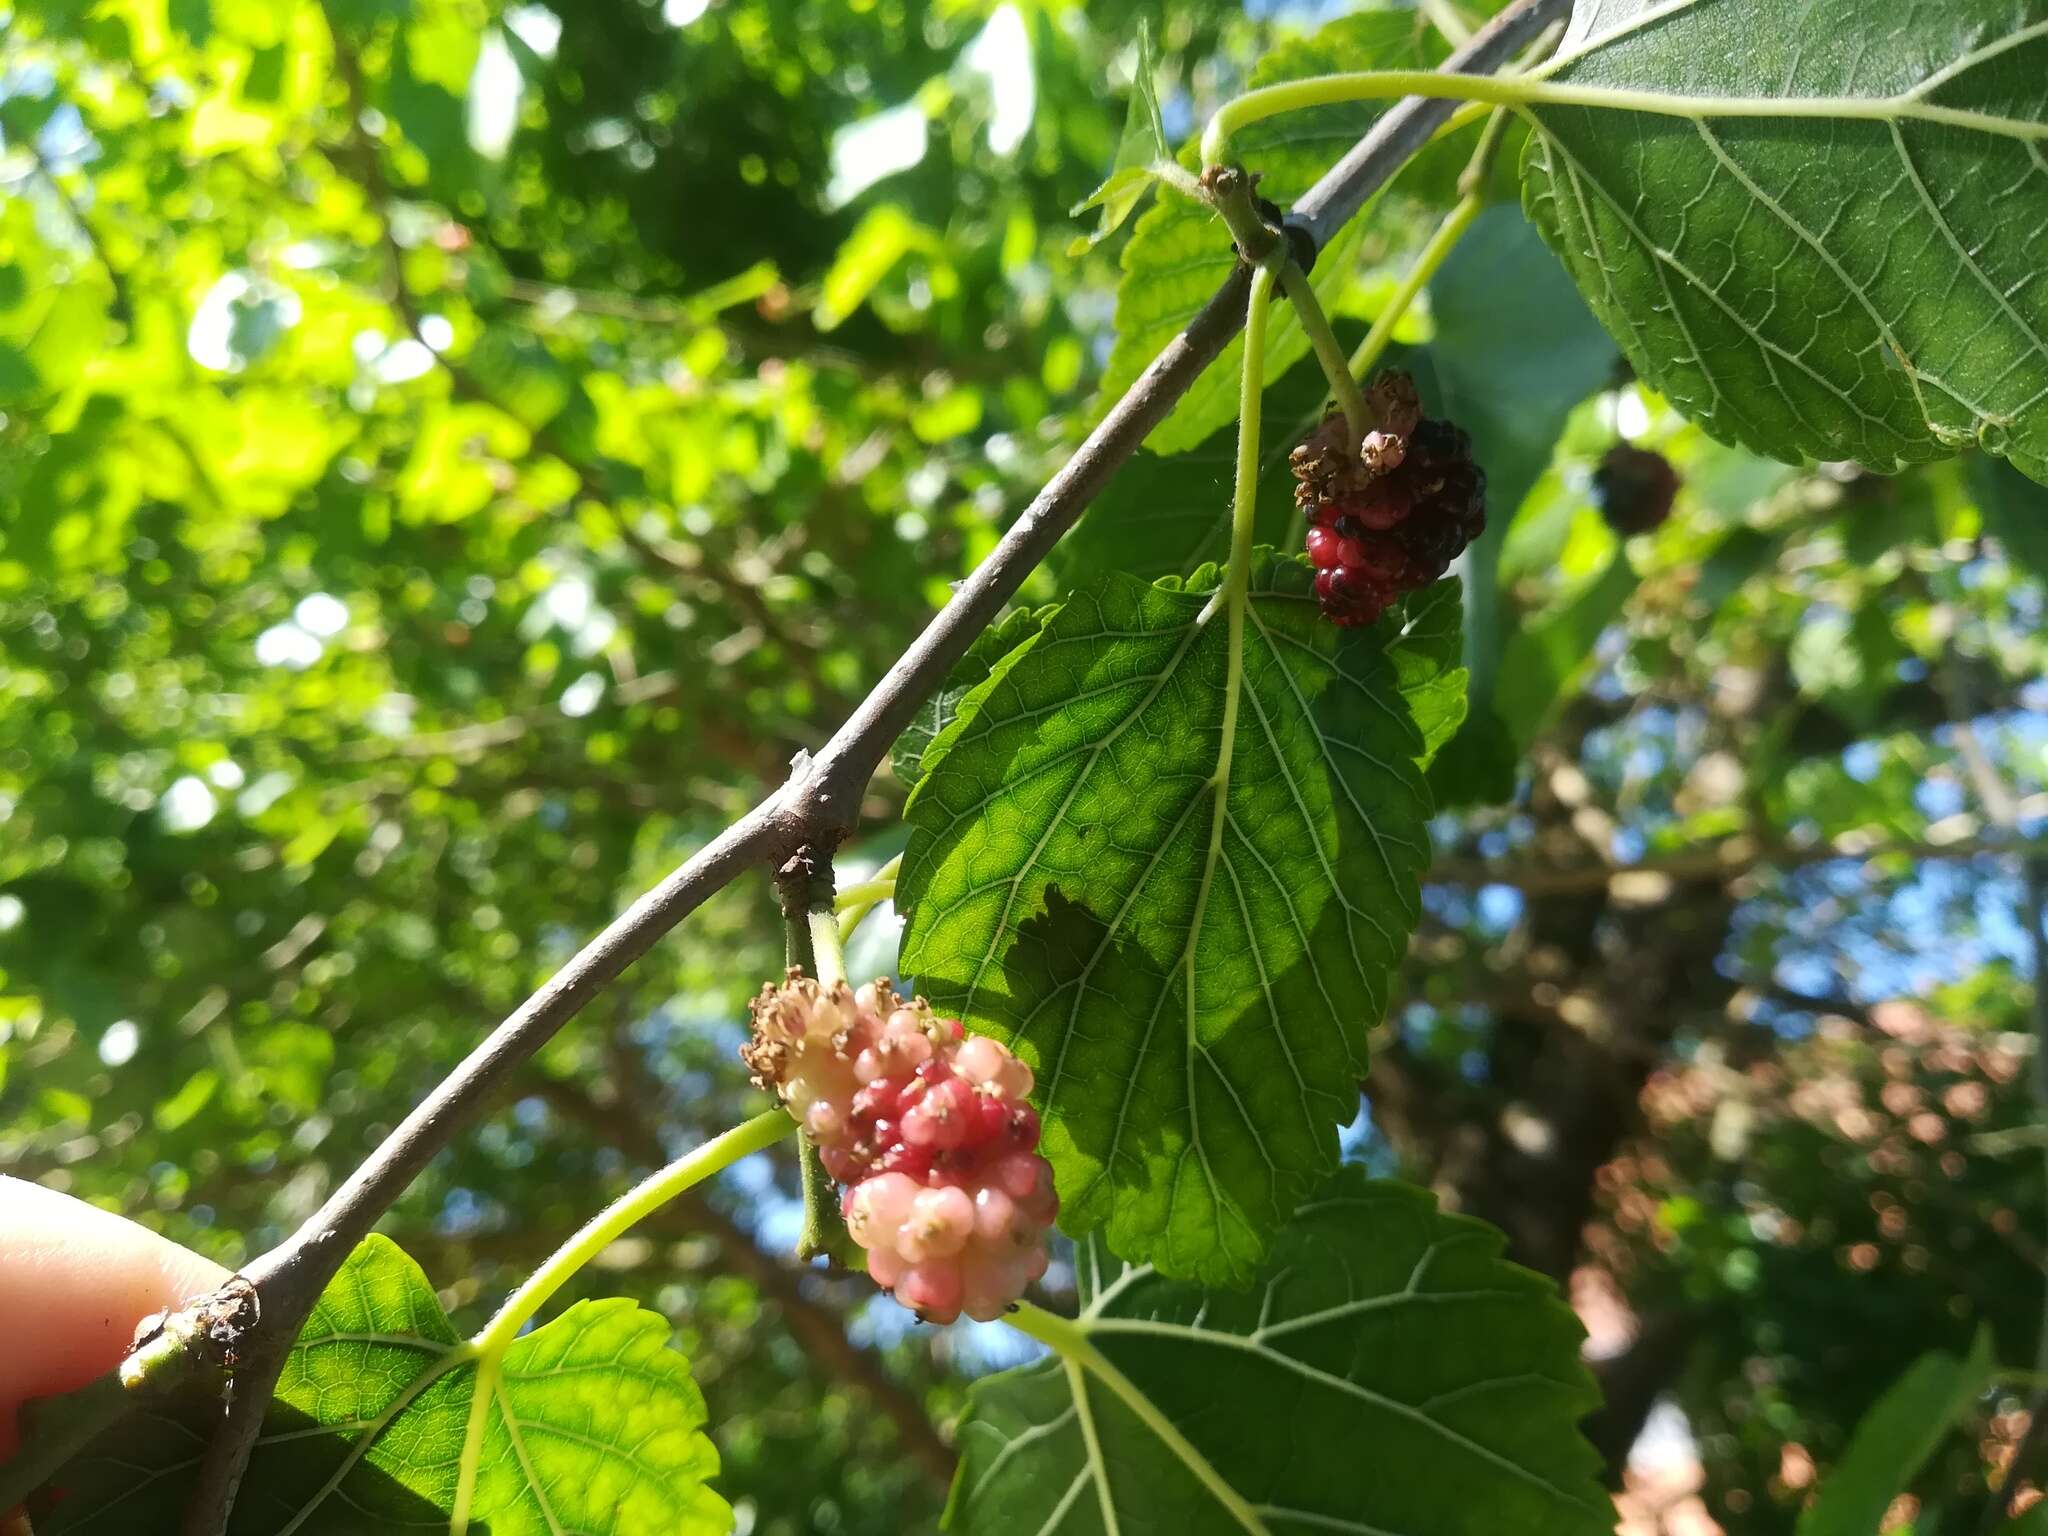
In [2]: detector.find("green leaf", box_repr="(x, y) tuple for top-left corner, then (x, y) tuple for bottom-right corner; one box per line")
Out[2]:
(1492, 550), (1636, 748)
(1386, 574), (1468, 769)
(1069, 21), (1174, 252)
(1415, 204), (1616, 807)
(1523, 0), (2048, 484)
(1100, 12), (1446, 454)
(947, 1171), (1609, 1536)
(892, 606), (1053, 790)
(41, 1236), (728, 1535)
(898, 559), (1460, 1282)
(1976, 450), (2048, 578)
(1796, 1329), (1994, 1536)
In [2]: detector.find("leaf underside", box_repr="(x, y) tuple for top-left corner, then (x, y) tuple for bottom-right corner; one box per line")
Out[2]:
(897, 558), (1463, 1284)
(1524, 0), (2048, 484)
(893, 606), (1054, 790)
(39, 1236), (727, 1536)
(948, 1171), (1611, 1536)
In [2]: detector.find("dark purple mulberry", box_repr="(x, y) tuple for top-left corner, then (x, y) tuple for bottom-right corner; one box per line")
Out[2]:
(1293, 374), (1486, 628)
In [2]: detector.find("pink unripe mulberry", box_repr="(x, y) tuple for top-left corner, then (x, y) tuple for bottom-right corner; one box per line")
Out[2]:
(898, 1259), (965, 1319)
(902, 1075), (979, 1149)
(955, 1035), (1008, 1085)
(901, 1185), (974, 1261)
(743, 970), (1058, 1325)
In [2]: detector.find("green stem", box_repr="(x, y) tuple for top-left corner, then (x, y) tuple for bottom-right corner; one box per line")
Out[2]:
(1455, 103), (1514, 199)
(1346, 190), (1481, 383)
(778, 851), (851, 1261)
(1203, 71), (1516, 164)
(837, 900), (885, 944)
(1342, 106), (1508, 390)
(1206, 259), (1275, 810)
(1153, 160), (1208, 205)
(1005, 1303), (1267, 1534)
(833, 868), (900, 915)
(834, 853), (901, 944)
(1438, 98), (1494, 138)
(475, 1109), (794, 1354)
(1225, 261), (1277, 616)
(808, 909), (847, 987)
(1168, 260), (1275, 1080)
(1279, 264), (1370, 449)
(1198, 66), (2034, 169)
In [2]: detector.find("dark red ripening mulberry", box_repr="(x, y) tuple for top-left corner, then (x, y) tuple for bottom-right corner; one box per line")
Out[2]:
(1592, 443), (1680, 535)
(1292, 373), (1486, 628)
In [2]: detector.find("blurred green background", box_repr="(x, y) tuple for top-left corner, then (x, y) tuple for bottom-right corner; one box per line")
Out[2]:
(2, 0), (2045, 1530)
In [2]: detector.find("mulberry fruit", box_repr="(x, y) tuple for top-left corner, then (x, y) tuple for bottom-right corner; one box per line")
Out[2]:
(744, 972), (1055, 1324)
(1592, 443), (1680, 535)
(1294, 372), (1485, 628)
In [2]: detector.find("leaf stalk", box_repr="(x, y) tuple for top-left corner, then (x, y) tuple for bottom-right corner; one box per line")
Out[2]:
(1004, 1302), (1271, 1533)
(476, 1110), (795, 1356)
(1347, 191), (1482, 384)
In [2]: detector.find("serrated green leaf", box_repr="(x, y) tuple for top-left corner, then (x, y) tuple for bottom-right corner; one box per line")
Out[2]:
(1100, 12), (1447, 455)
(1387, 574), (1468, 767)
(899, 559), (1460, 1282)
(947, 1171), (1609, 1536)
(1523, 0), (2048, 484)
(1797, 1329), (1994, 1536)
(892, 606), (1056, 789)
(40, 1236), (728, 1536)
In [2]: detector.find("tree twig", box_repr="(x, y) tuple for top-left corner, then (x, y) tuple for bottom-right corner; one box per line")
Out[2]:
(149, 3), (1572, 1526)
